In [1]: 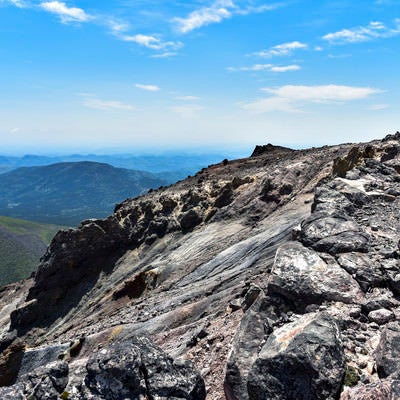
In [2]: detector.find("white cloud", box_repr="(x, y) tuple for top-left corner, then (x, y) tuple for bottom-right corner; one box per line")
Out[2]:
(323, 20), (400, 44)
(173, 0), (234, 33)
(40, 1), (92, 23)
(82, 97), (135, 111)
(228, 63), (300, 72)
(151, 52), (179, 58)
(10, 127), (21, 133)
(171, 105), (205, 117)
(118, 33), (182, 51)
(135, 84), (160, 91)
(172, 0), (283, 33)
(175, 95), (201, 101)
(253, 41), (308, 57)
(368, 103), (389, 110)
(4, 0), (27, 8)
(243, 84), (381, 113)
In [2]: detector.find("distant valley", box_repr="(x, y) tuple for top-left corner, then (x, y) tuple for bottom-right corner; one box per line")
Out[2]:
(0, 215), (63, 286)
(0, 161), (167, 226)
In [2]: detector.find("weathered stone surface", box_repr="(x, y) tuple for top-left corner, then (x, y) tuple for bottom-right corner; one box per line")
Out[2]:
(300, 213), (370, 254)
(268, 242), (363, 308)
(83, 337), (206, 399)
(0, 361), (69, 400)
(368, 308), (395, 325)
(375, 322), (400, 379)
(340, 379), (400, 400)
(225, 292), (271, 400)
(337, 253), (385, 292)
(361, 289), (399, 314)
(247, 312), (345, 400)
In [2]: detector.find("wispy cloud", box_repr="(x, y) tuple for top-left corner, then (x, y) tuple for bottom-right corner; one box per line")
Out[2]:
(135, 83), (160, 91)
(323, 19), (400, 44)
(175, 95), (201, 101)
(368, 103), (389, 110)
(151, 52), (179, 58)
(3, 0), (27, 8)
(228, 63), (300, 72)
(120, 33), (182, 51)
(253, 41), (308, 57)
(40, 1), (92, 23)
(173, 0), (234, 33)
(106, 18), (182, 52)
(173, 0), (284, 33)
(82, 96), (135, 111)
(171, 105), (205, 117)
(242, 84), (381, 113)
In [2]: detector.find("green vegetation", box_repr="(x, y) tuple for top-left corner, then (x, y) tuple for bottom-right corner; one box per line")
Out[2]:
(0, 216), (63, 287)
(0, 161), (167, 225)
(343, 365), (360, 387)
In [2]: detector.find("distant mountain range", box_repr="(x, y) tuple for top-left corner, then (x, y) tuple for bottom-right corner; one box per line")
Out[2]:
(0, 215), (63, 287)
(0, 152), (233, 181)
(0, 161), (167, 225)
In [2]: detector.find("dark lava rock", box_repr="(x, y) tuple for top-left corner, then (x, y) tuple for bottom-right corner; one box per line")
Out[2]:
(337, 253), (385, 292)
(375, 322), (400, 379)
(179, 209), (203, 233)
(300, 213), (370, 254)
(83, 336), (205, 399)
(0, 361), (69, 400)
(251, 143), (293, 157)
(268, 242), (362, 308)
(214, 184), (234, 208)
(247, 312), (345, 400)
(225, 292), (270, 400)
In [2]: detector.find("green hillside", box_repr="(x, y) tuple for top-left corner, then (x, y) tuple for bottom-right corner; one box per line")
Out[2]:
(0, 161), (167, 226)
(0, 216), (63, 287)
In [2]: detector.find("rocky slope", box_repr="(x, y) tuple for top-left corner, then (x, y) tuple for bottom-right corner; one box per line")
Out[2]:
(1, 133), (400, 399)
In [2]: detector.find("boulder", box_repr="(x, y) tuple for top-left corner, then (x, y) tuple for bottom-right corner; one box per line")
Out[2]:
(225, 292), (271, 400)
(375, 322), (400, 379)
(247, 312), (345, 400)
(300, 213), (370, 254)
(337, 253), (385, 292)
(83, 336), (206, 399)
(268, 242), (363, 309)
(340, 379), (400, 399)
(0, 361), (68, 400)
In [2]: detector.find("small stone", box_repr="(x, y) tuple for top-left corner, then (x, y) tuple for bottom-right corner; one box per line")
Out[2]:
(368, 309), (395, 325)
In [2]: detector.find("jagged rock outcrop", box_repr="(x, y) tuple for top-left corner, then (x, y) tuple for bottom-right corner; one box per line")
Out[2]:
(2, 134), (400, 399)
(0, 336), (205, 400)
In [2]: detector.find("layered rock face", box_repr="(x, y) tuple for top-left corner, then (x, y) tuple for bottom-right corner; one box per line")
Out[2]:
(2, 133), (400, 399)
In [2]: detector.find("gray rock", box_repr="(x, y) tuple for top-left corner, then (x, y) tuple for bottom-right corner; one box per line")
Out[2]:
(300, 213), (370, 254)
(340, 379), (400, 399)
(225, 292), (272, 400)
(268, 242), (363, 309)
(247, 312), (345, 400)
(361, 288), (399, 314)
(368, 308), (395, 325)
(0, 361), (69, 400)
(83, 336), (206, 399)
(376, 322), (400, 379)
(337, 253), (385, 292)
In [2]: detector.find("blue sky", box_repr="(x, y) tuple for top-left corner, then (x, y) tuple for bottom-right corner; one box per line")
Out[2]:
(0, 0), (399, 153)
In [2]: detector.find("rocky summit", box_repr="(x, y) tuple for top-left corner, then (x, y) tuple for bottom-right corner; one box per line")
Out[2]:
(2, 133), (400, 399)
